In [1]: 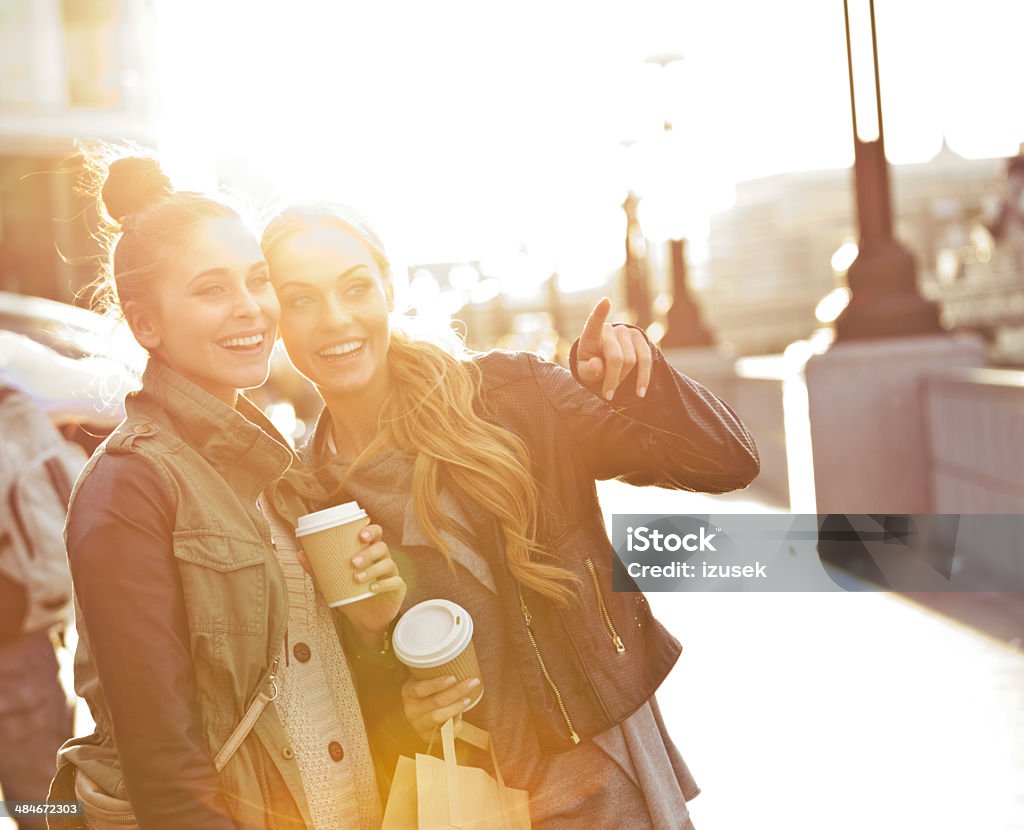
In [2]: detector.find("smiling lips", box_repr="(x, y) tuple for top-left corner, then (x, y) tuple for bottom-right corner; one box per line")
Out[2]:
(217, 332), (266, 352)
(317, 340), (365, 361)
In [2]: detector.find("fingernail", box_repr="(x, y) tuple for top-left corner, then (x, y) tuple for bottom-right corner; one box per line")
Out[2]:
(370, 582), (380, 591)
(352, 556), (364, 567)
(604, 390), (614, 401)
(444, 676), (457, 686)
(638, 386), (647, 398)
(360, 531), (370, 541)
(462, 698), (472, 707)
(467, 678), (481, 688)
(355, 571), (367, 582)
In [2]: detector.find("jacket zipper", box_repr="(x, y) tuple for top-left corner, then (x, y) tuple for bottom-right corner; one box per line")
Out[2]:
(442, 518), (580, 745)
(518, 587), (580, 746)
(584, 558), (626, 653)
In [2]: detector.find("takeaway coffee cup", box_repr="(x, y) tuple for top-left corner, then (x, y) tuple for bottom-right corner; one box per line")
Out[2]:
(392, 599), (484, 709)
(294, 501), (373, 607)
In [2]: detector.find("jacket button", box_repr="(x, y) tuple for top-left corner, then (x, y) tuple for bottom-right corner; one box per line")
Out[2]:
(328, 741), (344, 762)
(293, 642), (311, 663)
(282, 747), (294, 760)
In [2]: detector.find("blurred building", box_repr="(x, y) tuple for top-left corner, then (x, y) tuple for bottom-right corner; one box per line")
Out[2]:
(0, 0), (158, 302)
(700, 142), (1009, 357)
(405, 259), (607, 358)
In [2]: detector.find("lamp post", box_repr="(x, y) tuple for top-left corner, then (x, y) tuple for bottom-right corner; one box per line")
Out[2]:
(621, 188), (653, 330)
(641, 53), (714, 347)
(833, 0), (941, 339)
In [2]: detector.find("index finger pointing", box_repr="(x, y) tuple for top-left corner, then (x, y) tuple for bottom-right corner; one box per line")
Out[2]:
(579, 297), (612, 351)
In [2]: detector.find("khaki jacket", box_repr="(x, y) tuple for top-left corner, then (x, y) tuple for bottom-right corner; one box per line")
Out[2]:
(55, 360), (326, 830)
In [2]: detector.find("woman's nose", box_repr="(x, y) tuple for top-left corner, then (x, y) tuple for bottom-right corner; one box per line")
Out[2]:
(234, 288), (262, 317)
(321, 294), (354, 328)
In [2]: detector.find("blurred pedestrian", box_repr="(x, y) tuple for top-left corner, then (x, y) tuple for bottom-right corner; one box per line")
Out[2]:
(0, 380), (82, 830)
(262, 203), (761, 829)
(48, 155), (411, 830)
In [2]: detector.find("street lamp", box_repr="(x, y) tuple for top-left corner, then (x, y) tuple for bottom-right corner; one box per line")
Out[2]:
(620, 186), (653, 330)
(617, 137), (654, 329)
(833, 0), (941, 339)
(642, 52), (714, 348)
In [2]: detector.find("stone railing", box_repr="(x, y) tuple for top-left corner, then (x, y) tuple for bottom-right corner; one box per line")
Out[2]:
(923, 366), (1024, 590)
(924, 366), (1024, 513)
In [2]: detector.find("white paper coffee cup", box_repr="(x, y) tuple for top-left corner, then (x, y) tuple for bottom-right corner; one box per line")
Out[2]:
(392, 599), (484, 709)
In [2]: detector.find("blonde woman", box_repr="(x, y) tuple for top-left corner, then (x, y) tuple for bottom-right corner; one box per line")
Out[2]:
(262, 204), (760, 829)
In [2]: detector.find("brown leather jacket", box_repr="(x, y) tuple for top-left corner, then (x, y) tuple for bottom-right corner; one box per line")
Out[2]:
(308, 335), (759, 753)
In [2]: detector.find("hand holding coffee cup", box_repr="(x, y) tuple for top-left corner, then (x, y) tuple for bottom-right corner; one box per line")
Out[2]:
(295, 502), (407, 646)
(393, 599), (484, 740)
(293, 522), (383, 579)
(401, 674), (482, 743)
(399, 671), (479, 745)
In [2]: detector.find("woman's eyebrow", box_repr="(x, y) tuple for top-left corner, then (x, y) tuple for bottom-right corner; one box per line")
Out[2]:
(187, 267), (229, 285)
(187, 261), (268, 285)
(276, 264), (368, 290)
(334, 264), (370, 281)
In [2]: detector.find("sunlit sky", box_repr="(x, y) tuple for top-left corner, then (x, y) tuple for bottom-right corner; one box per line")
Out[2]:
(154, 0), (1024, 289)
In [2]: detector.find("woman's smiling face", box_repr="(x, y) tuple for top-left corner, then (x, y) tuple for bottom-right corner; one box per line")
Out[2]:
(128, 215), (278, 404)
(267, 224), (393, 406)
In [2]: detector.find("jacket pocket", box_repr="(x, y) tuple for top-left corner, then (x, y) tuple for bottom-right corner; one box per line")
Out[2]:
(173, 532), (267, 635)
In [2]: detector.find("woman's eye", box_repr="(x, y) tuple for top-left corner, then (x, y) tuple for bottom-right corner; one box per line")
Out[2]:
(346, 283), (369, 297)
(287, 295), (315, 308)
(250, 274), (272, 289)
(198, 284), (225, 296)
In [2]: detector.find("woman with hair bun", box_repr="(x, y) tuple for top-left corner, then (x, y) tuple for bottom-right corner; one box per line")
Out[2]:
(262, 204), (760, 829)
(49, 156), (407, 830)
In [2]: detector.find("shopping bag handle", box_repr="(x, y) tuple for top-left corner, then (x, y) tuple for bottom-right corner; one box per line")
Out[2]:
(440, 717), (515, 829)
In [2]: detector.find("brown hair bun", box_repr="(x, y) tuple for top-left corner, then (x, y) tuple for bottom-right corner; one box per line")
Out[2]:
(101, 156), (173, 225)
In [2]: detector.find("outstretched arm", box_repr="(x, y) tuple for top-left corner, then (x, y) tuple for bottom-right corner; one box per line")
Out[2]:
(528, 299), (759, 492)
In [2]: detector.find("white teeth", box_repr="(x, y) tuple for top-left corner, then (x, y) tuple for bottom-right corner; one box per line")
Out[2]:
(220, 334), (263, 348)
(319, 341), (363, 357)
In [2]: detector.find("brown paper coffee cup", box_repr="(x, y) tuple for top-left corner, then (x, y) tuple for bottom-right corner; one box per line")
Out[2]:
(295, 502), (373, 607)
(408, 640), (484, 709)
(393, 599), (484, 709)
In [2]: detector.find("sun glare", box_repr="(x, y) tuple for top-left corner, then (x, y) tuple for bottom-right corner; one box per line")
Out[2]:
(151, 0), (1024, 272)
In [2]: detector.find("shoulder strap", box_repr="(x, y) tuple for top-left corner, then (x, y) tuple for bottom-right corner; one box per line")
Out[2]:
(213, 657), (280, 772)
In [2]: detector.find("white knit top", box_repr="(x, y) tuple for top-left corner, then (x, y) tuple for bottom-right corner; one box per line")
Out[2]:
(260, 496), (382, 830)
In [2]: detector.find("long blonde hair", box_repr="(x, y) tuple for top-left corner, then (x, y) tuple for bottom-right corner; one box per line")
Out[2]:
(262, 206), (579, 605)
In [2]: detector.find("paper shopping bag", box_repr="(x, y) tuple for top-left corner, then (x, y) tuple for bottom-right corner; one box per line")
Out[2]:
(382, 718), (531, 829)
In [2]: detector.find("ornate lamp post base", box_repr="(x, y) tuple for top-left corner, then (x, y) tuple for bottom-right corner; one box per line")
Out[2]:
(662, 238), (715, 347)
(836, 242), (942, 340)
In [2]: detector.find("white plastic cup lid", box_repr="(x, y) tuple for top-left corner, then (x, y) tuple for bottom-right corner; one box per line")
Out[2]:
(392, 599), (474, 669)
(295, 501), (367, 537)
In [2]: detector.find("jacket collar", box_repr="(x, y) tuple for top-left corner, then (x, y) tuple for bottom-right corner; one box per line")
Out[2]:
(307, 404), (334, 465)
(127, 359), (297, 502)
